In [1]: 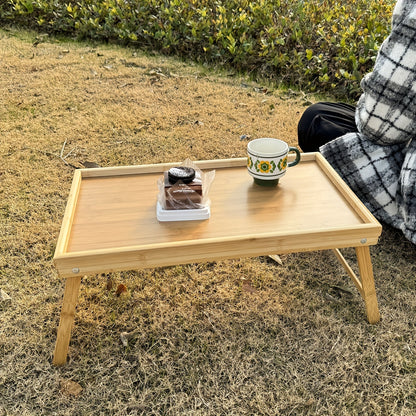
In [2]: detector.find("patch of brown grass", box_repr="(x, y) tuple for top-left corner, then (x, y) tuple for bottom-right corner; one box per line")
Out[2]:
(1, 28), (416, 416)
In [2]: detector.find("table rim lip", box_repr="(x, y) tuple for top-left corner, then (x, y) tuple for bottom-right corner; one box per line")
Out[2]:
(54, 222), (380, 261)
(53, 152), (382, 262)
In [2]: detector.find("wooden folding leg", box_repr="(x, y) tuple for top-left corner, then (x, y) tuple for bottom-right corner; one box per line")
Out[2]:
(355, 246), (380, 324)
(53, 276), (82, 366)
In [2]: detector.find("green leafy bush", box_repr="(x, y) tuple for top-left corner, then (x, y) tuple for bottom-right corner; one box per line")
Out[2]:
(0, 0), (395, 98)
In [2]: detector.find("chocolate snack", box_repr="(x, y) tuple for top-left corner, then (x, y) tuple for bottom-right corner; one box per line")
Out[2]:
(164, 170), (202, 209)
(168, 166), (196, 184)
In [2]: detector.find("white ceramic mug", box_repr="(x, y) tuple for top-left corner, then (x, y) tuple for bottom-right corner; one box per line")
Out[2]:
(247, 138), (301, 186)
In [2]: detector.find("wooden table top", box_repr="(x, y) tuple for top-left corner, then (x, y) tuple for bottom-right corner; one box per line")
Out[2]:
(53, 153), (382, 277)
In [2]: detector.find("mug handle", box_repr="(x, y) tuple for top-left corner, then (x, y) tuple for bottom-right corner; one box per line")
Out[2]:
(288, 147), (301, 167)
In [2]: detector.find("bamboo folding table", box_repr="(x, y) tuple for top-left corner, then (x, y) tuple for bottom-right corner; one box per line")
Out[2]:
(53, 153), (382, 365)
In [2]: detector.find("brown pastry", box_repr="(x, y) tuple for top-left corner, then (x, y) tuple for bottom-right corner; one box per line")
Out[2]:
(164, 167), (202, 209)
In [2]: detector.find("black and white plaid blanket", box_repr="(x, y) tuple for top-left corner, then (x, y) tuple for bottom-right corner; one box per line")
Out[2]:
(320, 0), (416, 244)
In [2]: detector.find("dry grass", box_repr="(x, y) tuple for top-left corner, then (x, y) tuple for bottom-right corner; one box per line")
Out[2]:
(1, 27), (416, 416)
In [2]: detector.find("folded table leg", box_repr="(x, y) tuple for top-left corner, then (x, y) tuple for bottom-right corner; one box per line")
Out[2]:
(355, 246), (380, 324)
(332, 247), (380, 324)
(53, 276), (82, 366)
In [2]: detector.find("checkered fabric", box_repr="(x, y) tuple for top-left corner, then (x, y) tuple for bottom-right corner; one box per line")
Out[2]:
(320, 0), (416, 244)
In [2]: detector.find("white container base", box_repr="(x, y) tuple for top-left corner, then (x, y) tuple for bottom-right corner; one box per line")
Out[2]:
(156, 201), (210, 222)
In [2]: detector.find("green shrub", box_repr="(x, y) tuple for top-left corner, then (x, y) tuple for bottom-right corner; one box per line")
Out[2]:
(0, 0), (395, 99)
